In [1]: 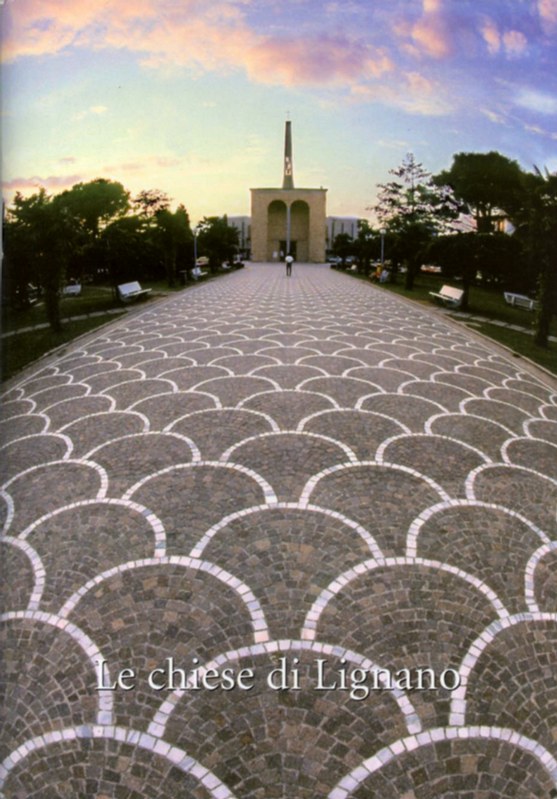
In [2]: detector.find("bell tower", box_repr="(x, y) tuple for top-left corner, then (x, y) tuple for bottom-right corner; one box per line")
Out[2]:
(250, 120), (327, 262)
(282, 120), (294, 190)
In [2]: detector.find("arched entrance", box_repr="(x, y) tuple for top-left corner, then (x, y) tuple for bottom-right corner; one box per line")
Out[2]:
(267, 200), (287, 260)
(266, 199), (310, 261)
(251, 188), (326, 263)
(290, 201), (310, 262)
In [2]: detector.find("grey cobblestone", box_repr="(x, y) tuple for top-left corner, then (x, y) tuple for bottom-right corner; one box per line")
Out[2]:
(2, 263), (557, 797)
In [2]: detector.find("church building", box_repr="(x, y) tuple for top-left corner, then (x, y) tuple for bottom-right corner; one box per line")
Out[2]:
(250, 122), (327, 263)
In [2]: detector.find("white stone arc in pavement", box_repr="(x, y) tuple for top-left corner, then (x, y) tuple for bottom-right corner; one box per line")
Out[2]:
(1, 263), (557, 799)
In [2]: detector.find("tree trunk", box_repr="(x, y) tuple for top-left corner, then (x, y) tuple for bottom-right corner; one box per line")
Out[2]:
(534, 263), (554, 347)
(404, 260), (417, 290)
(44, 286), (62, 333)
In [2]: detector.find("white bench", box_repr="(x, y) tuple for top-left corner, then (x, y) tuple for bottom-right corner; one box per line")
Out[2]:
(504, 292), (538, 311)
(62, 283), (82, 296)
(117, 281), (152, 302)
(191, 266), (208, 280)
(429, 285), (464, 308)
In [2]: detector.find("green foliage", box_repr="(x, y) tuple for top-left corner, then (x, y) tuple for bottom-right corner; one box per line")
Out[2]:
(154, 205), (193, 286)
(434, 152), (526, 232)
(196, 216), (239, 272)
(4, 189), (78, 330)
(57, 179), (130, 238)
(132, 189), (171, 218)
(101, 215), (155, 286)
(374, 153), (459, 289)
(517, 168), (557, 347)
(353, 220), (377, 273)
(331, 233), (354, 264)
(428, 232), (523, 310)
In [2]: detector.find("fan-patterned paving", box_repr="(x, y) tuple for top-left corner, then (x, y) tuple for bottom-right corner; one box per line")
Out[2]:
(1, 262), (557, 798)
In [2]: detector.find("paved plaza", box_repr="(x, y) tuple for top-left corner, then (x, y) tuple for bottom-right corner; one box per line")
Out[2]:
(1, 262), (557, 798)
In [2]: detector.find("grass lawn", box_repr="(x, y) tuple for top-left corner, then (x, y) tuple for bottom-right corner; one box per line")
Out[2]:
(0, 273), (229, 382)
(352, 270), (556, 376)
(1, 314), (128, 382)
(464, 321), (557, 374)
(0, 281), (176, 382)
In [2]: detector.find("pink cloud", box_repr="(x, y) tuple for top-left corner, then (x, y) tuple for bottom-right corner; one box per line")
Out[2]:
(102, 162), (145, 174)
(503, 30), (527, 56)
(241, 35), (393, 87)
(2, 173), (83, 194)
(155, 157), (182, 168)
(480, 18), (528, 58)
(348, 70), (454, 117)
(1, 0), (102, 61)
(410, 17), (451, 58)
(1, 0), (392, 91)
(480, 18), (501, 54)
(538, 0), (557, 31)
(393, 0), (453, 60)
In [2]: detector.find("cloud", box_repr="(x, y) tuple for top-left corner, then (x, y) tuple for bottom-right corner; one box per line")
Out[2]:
(102, 162), (144, 173)
(2, 173), (83, 194)
(74, 105), (108, 121)
(154, 156), (182, 168)
(524, 122), (557, 140)
(410, 18), (451, 58)
(349, 70), (454, 116)
(481, 18), (528, 57)
(515, 88), (557, 115)
(503, 30), (527, 56)
(241, 35), (393, 87)
(393, 0), (452, 59)
(1, 0), (393, 90)
(481, 108), (508, 125)
(538, 0), (557, 31)
(480, 18), (501, 54)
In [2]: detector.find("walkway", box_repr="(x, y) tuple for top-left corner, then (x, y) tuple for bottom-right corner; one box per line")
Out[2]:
(1, 263), (557, 799)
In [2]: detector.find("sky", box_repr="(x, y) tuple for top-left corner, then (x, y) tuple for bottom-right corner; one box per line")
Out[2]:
(1, 0), (556, 225)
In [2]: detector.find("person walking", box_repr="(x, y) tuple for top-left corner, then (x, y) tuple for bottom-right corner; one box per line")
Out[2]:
(285, 254), (293, 276)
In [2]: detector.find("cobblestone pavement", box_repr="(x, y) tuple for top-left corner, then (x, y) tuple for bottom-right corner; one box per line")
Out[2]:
(2, 263), (557, 799)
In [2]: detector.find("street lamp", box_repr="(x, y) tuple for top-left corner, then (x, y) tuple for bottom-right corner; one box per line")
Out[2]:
(380, 228), (386, 265)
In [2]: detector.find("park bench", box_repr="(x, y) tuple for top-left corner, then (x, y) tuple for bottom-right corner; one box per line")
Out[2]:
(61, 283), (82, 297)
(191, 266), (209, 280)
(429, 285), (464, 308)
(504, 292), (538, 311)
(117, 281), (152, 303)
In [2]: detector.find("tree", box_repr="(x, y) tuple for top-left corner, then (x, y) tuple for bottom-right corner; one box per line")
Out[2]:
(434, 152), (525, 233)
(58, 179), (130, 238)
(6, 189), (76, 331)
(56, 179), (130, 283)
(196, 216), (239, 273)
(331, 232), (354, 266)
(428, 232), (523, 312)
(133, 189), (171, 218)
(373, 153), (459, 290)
(101, 214), (155, 289)
(354, 220), (377, 275)
(154, 205), (192, 286)
(515, 168), (557, 347)
(2, 211), (37, 309)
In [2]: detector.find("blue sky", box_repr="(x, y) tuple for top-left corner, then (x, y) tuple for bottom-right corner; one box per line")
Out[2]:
(2, 0), (556, 224)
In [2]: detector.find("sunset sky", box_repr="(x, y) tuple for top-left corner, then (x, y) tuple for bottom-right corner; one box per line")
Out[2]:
(2, 0), (556, 225)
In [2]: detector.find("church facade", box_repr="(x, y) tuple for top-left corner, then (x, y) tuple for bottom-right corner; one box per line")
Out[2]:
(250, 122), (327, 263)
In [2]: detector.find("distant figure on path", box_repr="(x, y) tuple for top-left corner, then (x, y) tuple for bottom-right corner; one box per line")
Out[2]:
(285, 254), (293, 276)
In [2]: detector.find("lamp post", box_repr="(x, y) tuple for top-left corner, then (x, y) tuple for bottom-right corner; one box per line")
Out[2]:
(380, 228), (386, 265)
